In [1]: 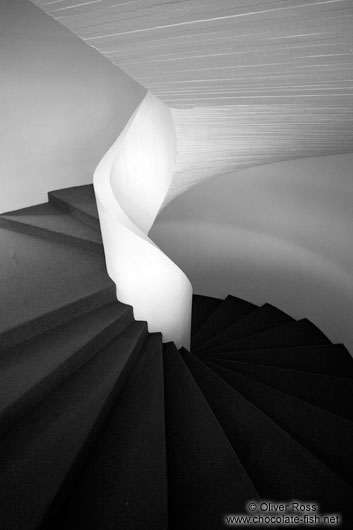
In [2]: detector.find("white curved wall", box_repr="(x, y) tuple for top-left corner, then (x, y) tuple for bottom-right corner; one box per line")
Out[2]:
(94, 92), (192, 349)
(151, 154), (353, 354)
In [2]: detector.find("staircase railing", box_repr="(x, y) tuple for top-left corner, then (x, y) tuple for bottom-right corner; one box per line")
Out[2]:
(93, 91), (192, 349)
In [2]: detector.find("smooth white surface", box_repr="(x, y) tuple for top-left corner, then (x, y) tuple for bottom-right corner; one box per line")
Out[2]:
(94, 91), (192, 348)
(151, 154), (353, 354)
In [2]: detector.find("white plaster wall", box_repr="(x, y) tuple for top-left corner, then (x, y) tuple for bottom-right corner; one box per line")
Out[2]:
(151, 154), (353, 354)
(0, 0), (146, 213)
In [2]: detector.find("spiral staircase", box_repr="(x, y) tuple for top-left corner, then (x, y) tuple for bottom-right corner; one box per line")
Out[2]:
(0, 184), (353, 530)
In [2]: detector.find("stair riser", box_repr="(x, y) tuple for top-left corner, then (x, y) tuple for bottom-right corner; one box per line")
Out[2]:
(205, 349), (353, 377)
(206, 359), (353, 421)
(164, 343), (258, 530)
(48, 194), (100, 231)
(194, 310), (292, 353)
(0, 217), (103, 255)
(39, 326), (148, 530)
(200, 323), (330, 355)
(204, 365), (353, 487)
(0, 286), (117, 352)
(0, 308), (134, 437)
(49, 334), (168, 530)
(191, 295), (221, 336)
(182, 351), (353, 521)
(0, 324), (147, 530)
(191, 296), (257, 349)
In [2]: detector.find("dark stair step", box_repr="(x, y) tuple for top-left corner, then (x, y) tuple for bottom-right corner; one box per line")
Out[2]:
(205, 344), (353, 377)
(199, 360), (353, 486)
(194, 303), (293, 353)
(191, 294), (221, 336)
(0, 321), (147, 530)
(163, 343), (258, 530)
(205, 359), (353, 421)
(0, 228), (115, 351)
(48, 334), (167, 530)
(0, 203), (103, 254)
(48, 185), (99, 231)
(181, 350), (353, 521)
(0, 302), (133, 436)
(191, 295), (257, 350)
(200, 318), (330, 355)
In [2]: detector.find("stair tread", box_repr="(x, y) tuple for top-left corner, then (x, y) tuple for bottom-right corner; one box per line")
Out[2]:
(191, 295), (257, 349)
(200, 318), (331, 355)
(0, 227), (115, 350)
(206, 358), (353, 421)
(200, 361), (353, 486)
(0, 321), (147, 530)
(51, 334), (167, 530)
(48, 185), (99, 228)
(205, 344), (353, 377)
(191, 294), (221, 336)
(195, 303), (293, 353)
(0, 203), (102, 247)
(0, 302), (133, 436)
(181, 350), (353, 520)
(1, 179), (351, 530)
(163, 342), (258, 530)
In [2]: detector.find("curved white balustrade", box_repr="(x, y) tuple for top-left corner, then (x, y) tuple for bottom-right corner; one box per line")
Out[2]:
(93, 91), (192, 349)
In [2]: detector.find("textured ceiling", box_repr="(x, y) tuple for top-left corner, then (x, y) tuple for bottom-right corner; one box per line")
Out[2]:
(31, 0), (353, 202)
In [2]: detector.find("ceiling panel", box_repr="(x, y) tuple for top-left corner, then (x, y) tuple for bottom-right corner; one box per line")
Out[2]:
(31, 0), (353, 202)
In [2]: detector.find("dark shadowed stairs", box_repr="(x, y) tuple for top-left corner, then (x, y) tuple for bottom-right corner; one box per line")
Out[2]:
(0, 185), (352, 530)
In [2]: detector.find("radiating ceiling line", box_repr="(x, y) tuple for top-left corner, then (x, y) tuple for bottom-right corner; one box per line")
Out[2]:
(50, 0), (105, 11)
(82, 0), (347, 41)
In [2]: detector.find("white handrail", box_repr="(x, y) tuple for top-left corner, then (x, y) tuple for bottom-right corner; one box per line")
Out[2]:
(93, 91), (192, 349)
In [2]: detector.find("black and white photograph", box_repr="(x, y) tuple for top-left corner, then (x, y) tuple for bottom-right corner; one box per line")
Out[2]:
(0, 0), (353, 528)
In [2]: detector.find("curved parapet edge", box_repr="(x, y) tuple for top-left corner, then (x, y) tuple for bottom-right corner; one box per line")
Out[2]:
(93, 91), (192, 349)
